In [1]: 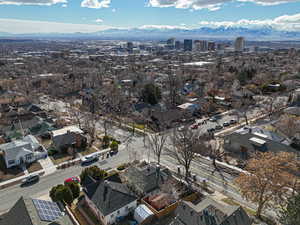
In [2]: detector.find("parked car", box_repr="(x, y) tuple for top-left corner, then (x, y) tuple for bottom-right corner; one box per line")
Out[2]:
(65, 176), (80, 184)
(81, 155), (98, 164)
(21, 174), (40, 185)
(178, 126), (185, 132)
(190, 124), (198, 130)
(223, 122), (230, 127)
(215, 125), (223, 130)
(209, 116), (218, 122)
(229, 119), (237, 125)
(207, 128), (215, 133)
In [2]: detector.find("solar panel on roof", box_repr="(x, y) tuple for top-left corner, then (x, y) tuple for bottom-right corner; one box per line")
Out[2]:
(32, 199), (62, 222)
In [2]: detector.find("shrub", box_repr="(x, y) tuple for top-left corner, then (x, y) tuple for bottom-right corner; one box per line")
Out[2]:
(110, 141), (119, 151)
(80, 166), (107, 184)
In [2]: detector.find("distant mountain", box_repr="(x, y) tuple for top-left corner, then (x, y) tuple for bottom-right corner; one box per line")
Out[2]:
(0, 26), (300, 41)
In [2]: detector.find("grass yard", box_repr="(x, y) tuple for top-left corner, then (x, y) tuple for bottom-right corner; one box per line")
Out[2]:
(26, 162), (43, 173)
(0, 153), (24, 182)
(79, 147), (98, 156)
(50, 153), (74, 165)
(41, 139), (52, 148)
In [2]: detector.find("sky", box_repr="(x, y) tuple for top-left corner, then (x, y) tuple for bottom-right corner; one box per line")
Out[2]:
(0, 0), (299, 33)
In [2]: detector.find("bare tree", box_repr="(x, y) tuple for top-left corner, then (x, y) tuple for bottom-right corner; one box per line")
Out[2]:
(83, 113), (97, 147)
(207, 138), (225, 174)
(275, 115), (300, 139)
(168, 127), (201, 179)
(232, 97), (254, 125)
(147, 132), (168, 165)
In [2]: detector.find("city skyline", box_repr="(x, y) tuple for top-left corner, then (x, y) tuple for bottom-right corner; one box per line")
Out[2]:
(0, 0), (299, 34)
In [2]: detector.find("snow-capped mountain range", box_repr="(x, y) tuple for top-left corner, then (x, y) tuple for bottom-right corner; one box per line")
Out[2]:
(0, 26), (299, 40)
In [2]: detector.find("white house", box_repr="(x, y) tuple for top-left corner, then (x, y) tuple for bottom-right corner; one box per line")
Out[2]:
(0, 135), (47, 168)
(82, 179), (137, 225)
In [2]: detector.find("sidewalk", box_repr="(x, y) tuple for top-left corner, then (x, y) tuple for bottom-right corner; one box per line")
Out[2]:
(39, 157), (57, 176)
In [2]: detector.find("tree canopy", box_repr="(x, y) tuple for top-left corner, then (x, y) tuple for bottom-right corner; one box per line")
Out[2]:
(279, 193), (300, 225)
(80, 166), (107, 184)
(141, 83), (161, 105)
(65, 181), (80, 199)
(235, 152), (299, 218)
(50, 184), (73, 205)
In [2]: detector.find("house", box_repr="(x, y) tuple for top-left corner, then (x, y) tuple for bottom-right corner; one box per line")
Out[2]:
(121, 164), (172, 197)
(223, 127), (297, 159)
(170, 197), (252, 225)
(81, 179), (138, 225)
(150, 109), (184, 126)
(177, 102), (200, 114)
(52, 131), (87, 153)
(0, 196), (74, 225)
(51, 126), (86, 153)
(0, 135), (47, 168)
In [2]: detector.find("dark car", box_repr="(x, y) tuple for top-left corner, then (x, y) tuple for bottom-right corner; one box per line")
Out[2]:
(223, 122), (230, 127)
(229, 119), (237, 125)
(21, 174), (40, 186)
(207, 128), (215, 133)
(215, 125), (223, 130)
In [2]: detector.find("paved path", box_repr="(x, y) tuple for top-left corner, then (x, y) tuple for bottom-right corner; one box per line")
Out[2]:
(39, 157), (57, 176)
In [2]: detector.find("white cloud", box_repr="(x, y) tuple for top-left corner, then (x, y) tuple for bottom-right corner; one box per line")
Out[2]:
(148, 0), (299, 10)
(81, 0), (110, 8)
(139, 24), (188, 30)
(198, 13), (300, 31)
(0, 18), (113, 33)
(61, 3), (67, 7)
(0, 0), (66, 5)
(95, 18), (103, 23)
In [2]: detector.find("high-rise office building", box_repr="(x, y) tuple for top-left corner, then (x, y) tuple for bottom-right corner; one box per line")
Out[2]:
(184, 39), (193, 51)
(208, 42), (216, 51)
(127, 42), (134, 52)
(200, 40), (208, 51)
(194, 40), (201, 51)
(166, 38), (175, 50)
(217, 43), (225, 51)
(234, 37), (245, 52)
(175, 41), (181, 50)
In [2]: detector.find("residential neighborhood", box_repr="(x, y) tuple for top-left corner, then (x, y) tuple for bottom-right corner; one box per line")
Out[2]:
(0, 23), (300, 225)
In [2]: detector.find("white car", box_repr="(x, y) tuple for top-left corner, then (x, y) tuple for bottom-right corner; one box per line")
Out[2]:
(81, 154), (98, 164)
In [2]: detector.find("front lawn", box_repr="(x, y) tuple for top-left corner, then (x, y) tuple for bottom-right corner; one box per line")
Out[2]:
(79, 147), (98, 156)
(0, 153), (24, 182)
(26, 162), (43, 173)
(50, 153), (74, 165)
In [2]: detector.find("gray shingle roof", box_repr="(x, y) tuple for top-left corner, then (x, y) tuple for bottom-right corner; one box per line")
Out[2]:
(171, 197), (252, 225)
(0, 197), (74, 225)
(122, 165), (171, 195)
(224, 131), (297, 154)
(85, 180), (137, 216)
(52, 132), (83, 149)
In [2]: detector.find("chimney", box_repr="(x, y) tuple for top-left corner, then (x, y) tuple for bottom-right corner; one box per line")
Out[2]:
(156, 164), (161, 186)
(103, 180), (109, 202)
